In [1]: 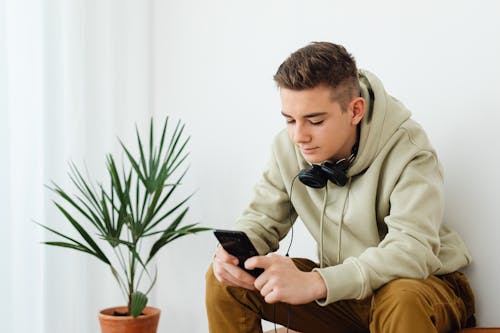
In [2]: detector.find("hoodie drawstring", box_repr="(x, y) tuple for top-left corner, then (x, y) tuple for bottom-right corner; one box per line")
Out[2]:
(319, 178), (352, 268)
(319, 185), (328, 268)
(337, 178), (352, 264)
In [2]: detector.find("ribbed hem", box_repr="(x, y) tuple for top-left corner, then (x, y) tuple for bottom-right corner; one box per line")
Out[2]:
(313, 260), (364, 306)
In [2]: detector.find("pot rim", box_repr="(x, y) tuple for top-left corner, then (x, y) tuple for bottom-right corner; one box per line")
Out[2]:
(99, 306), (161, 321)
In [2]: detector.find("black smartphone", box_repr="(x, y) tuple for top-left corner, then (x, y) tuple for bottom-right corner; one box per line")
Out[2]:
(213, 229), (264, 277)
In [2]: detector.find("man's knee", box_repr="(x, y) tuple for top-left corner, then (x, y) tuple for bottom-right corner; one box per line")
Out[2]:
(205, 263), (225, 303)
(372, 279), (432, 316)
(205, 263), (217, 287)
(377, 278), (429, 297)
(374, 279), (429, 303)
(369, 279), (432, 332)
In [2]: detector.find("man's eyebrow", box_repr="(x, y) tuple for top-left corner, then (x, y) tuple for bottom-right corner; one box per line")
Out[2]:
(280, 111), (328, 118)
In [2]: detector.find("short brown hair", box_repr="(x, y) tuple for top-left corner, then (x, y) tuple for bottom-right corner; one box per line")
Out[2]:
(273, 42), (360, 111)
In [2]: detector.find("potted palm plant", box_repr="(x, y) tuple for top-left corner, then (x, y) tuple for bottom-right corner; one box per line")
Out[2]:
(38, 117), (210, 333)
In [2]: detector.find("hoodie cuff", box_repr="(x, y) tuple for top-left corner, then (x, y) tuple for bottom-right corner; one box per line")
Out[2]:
(312, 260), (364, 306)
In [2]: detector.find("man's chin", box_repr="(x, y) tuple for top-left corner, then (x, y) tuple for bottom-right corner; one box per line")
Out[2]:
(300, 150), (331, 164)
(303, 156), (324, 165)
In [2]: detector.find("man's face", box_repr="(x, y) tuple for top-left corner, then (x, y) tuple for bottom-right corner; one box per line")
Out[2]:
(280, 85), (361, 164)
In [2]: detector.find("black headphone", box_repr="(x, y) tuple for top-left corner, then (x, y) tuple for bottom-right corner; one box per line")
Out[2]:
(298, 143), (358, 189)
(298, 160), (349, 188)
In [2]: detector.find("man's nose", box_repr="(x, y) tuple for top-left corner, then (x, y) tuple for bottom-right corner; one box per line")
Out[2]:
(293, 122), (310, 143)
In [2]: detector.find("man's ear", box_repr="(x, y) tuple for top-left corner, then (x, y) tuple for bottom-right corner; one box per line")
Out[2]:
(349, 97), (366, 125)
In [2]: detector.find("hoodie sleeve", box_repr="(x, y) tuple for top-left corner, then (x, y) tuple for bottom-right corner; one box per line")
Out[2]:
(233, 148), (297, 255)
(314, 149), (445, 305)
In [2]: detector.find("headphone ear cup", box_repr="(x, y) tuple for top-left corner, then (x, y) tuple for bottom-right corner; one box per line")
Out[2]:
(320, 162), (348, 187)
(298, 164), (328, 188)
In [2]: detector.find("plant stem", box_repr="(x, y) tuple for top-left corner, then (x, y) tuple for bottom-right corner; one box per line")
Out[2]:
(112, 246), (129, 298)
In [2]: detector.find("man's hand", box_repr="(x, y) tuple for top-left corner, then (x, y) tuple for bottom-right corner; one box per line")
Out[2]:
(212, 245), (257, 290)
(245, 253), (327, 305)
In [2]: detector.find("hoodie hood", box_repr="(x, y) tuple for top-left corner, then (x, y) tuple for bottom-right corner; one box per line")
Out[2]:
(348, 70), (411, 176)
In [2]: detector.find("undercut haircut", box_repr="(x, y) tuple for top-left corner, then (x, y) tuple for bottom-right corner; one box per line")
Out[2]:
(273, 42), (360, 111)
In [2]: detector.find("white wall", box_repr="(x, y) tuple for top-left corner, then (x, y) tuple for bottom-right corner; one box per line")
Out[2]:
(151, 0), (500, 330)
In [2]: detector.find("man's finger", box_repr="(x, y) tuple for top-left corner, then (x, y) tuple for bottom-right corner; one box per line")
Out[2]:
(216, 260), (256, 290)
(214, 246), (238, 265)
(257, 277), (273, 295)
(264, 289), (279, 304)
(244, 255), (273, 270)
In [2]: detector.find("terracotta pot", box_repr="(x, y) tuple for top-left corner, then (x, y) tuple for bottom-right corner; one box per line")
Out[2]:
(99, 306), (160, 333)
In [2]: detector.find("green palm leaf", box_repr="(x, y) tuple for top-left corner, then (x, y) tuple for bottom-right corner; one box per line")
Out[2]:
(39, 116), (210, 315)
(53, 203), (110, 264)
(130, 291), (148, 318)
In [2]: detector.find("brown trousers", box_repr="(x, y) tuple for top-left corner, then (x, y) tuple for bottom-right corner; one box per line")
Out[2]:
(205, 258), (475, 333)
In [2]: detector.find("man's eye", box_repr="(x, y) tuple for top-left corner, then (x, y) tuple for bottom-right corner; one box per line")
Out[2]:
(310, 120), (324, 126)
(286, 119), (295, 124)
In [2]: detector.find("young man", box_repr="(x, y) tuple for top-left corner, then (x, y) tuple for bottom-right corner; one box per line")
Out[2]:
(205, 42), (475, 333)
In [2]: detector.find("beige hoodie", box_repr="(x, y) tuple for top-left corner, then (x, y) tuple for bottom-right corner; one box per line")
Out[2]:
(234, 70), (471, 305)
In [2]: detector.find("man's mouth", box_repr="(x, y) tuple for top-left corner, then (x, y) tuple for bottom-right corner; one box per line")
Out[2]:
(300, 147), (319, 154)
